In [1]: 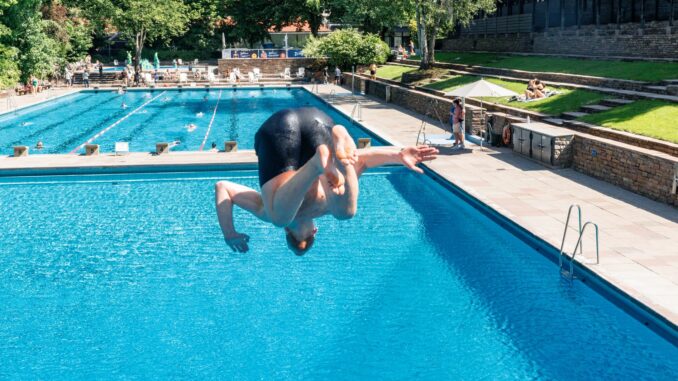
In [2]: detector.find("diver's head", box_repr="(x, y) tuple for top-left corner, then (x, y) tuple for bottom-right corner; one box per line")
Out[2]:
(285, 220), (318, 256)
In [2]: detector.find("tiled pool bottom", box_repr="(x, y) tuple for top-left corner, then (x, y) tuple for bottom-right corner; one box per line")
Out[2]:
(0, 88), (378, 154)
(0, 169), (676, 380)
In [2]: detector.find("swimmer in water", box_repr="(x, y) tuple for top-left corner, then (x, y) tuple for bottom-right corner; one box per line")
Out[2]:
(196, 112), (204, 118)
(210, 142), (217, 152)
(168, 140), (181, 148)
(21, 121), (33, 127)
(121, 102), (128, 109)
(35, 141), (44, 150)
(203, 95), (209, 102)
(117, 88), (125, 95)
(215, 107), (438, 254)
(187, 123), (197, 132)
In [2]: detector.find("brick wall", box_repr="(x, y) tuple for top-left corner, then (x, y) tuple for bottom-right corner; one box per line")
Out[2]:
(441, 21), (678, 59)
(348, 74), (484, 134)
(573, 136), (678, 206)
(217, 58), (326, 76)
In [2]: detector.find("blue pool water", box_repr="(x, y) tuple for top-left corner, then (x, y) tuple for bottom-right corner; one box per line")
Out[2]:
(0, 168), (676, 380)
(0, 88), (376, 154)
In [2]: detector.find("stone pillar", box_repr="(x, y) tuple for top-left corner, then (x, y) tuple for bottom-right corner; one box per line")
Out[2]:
(85, 144), (99, 156)
(13, 146), (28, 157)
(156, 142), (170, 155)
(224, 141), (238, 152)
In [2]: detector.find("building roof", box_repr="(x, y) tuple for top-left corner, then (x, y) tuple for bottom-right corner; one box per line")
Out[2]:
(269, 22), (330, 34)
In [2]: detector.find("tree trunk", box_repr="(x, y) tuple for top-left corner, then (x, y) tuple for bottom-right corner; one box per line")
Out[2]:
(418, 3), (430, 70)
(426, 25), (436, 68)
(134, 29), (145, 74)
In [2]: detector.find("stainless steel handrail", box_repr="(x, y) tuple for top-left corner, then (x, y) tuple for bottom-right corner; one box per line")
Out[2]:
(350, 101), (362, 122)
(564, 222), (600, 280)
(558, 204), (582, 270)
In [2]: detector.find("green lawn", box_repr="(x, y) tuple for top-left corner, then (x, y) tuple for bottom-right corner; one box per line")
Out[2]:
(375, 65), (416, 80)
(411, 52), (678, 82)
(579, 100), (678, 144)
(424, 74), (607, 115)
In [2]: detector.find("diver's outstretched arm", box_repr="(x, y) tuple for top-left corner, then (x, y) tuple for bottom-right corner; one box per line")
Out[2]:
(215, 180), (267, 253)
(354, 145), (438, 175)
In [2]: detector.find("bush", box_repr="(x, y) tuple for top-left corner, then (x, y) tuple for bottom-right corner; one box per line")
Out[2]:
(303, 29), (389, 70)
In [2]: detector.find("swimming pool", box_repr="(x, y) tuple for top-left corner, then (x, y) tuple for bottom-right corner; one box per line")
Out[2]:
(0, 168), (676, 379)
(0, 88), (377, 154)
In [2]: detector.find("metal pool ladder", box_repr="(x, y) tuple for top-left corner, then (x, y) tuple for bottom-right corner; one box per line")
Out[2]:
(559, 204), (600, 280)
(327, 89), (336, 103)
(350, 99), (363, 123)
(6, 91), (17, 114)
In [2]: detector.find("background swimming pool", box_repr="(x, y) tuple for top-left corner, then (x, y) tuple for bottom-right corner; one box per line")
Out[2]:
(0, 88), (376, 154)
(0, 168), (676, 379)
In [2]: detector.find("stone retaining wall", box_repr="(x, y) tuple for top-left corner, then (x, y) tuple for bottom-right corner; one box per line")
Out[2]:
(442, 21), (678, 59)
(347, 73), (484, 134)
(217, 58), (325, 76)
(343, 73), (678, 207)
(573, 136), (678, 206)
(400, 59), (649, 91)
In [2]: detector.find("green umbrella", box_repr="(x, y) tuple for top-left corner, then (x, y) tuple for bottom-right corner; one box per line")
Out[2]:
(126, 51), (132, 65)
(153, 52), (160, 70)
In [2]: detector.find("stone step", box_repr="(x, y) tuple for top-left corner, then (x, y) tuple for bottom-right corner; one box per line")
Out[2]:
(543, 118), (564, 126)
(561, 111), (590, 120)
(600, 98), (634, 107)
(581, 104), (612, 113)
(662, 79), (678, 85)
(643, 85), (668, 93)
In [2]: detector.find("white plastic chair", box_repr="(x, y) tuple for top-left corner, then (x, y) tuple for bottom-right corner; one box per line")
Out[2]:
(282, 68), (291, 79)
(228, 72), (237, 83)
(193, 59), (199, 65)
(115, 142), (129, 155)
(207, 71), (216, 83)
(179, 73), (188, 83)
(296, 67), (305, 78)
(248, 72), (257, 83)
(253, 68), (261, 80)
(177, 58), (183, 65)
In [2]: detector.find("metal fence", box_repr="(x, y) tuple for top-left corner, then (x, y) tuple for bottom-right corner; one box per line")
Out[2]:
(460, 14), (533, 35)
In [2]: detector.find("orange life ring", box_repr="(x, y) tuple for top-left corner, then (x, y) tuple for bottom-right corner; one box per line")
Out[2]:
(502, 125), (512, 146)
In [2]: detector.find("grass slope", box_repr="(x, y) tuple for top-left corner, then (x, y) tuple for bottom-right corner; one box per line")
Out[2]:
(579, 100), (678, 144)
(375, 65), (416, 80)
(412, 52), (678, 82)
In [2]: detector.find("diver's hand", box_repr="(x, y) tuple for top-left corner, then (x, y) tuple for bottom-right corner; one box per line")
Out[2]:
(225, 232), (250, 253)
(399, 145), (439, 174)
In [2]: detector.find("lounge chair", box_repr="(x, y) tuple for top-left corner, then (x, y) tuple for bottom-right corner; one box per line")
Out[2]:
(233, 68), (242, 80)
(193, 59), (199, 65)
(207, 71), (216, 83)
(177, 58), (183, 65)
(296, 67), (305, 78)
(228, 72), (237, 83)
(253, 68), (261, 80)
(248, 72), (257, 83)
(281, 68), (291, 79)
(115, 142), (129, 155)
(179, 73), (188, 83)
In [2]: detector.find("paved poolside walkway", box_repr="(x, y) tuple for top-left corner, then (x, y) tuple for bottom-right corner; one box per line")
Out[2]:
(1, 84), (676, 328)
(309, 84), (678, 327)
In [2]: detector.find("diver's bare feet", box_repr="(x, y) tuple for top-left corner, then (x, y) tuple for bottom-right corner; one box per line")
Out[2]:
(332, 125), (357, 166)
(314, 144), (345, 194)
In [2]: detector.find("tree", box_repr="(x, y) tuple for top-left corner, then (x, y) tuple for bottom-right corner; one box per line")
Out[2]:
(334, 0), (413, 36)
(0, 0), (19, 88)
(303, 28), (389, 69)
(415, 0), (494, 69)
(79, 0), (190, 72)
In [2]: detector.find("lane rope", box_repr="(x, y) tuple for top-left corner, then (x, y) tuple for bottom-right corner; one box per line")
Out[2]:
(199, 89), (223, 151)
(69, 91), (167, 154)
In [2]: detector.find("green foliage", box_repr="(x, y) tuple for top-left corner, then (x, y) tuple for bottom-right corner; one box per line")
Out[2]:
(0, 44), (20, 88)
(303, 29), (389, 69)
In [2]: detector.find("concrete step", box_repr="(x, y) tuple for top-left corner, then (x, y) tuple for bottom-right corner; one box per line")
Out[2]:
(543, 118), (564, 126)
(561, 111), (590, 120)
(662, 79), (678, 85)
(601, 98), (634, 107)
(643, 85), (668, 93)
(581, 104), (612, 113)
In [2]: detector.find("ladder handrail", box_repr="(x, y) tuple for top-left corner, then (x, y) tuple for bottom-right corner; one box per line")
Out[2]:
(327, 89), (336, 103)
(350, 100), (362, 123)
(566, 221), (601, 278)
(415, 98), (448, 145)
(558, 204), (582, 269)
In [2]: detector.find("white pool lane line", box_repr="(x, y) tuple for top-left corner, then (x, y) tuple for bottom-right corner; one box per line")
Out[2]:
(69, 91), (168, 154)
(199, 90), (223, 151)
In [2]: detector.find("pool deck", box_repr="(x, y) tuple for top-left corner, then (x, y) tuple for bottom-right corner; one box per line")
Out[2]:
(1, 84), (677, 328)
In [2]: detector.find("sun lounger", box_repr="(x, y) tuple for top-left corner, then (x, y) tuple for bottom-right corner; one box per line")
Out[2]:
(253, 68), (261, 80)
(296, 67), (305, 78)
(179, 73), (188, 83)
(248, 72), (257, 83)
(281, 68), (291, 79)
(228, 72), (237, 83)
